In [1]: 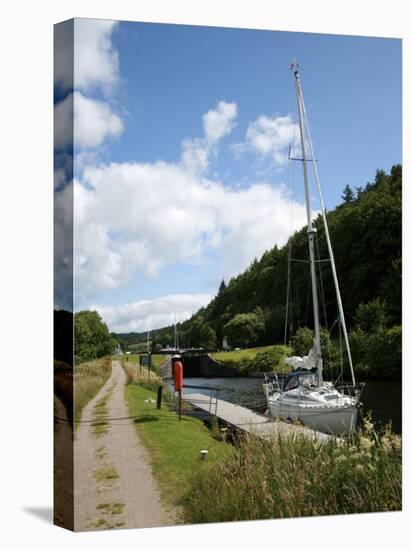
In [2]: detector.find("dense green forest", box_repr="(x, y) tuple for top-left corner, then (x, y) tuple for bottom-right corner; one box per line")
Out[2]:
(116, 165), (402, 378)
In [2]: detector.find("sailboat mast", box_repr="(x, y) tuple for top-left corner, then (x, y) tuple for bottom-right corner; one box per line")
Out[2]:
(293, 65), (323, 383)
(297, 79), (357, 387)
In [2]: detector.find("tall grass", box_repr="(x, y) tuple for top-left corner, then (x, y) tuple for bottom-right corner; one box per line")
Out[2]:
(122, 361), (161, 387)
(119, 353), (166, 375)
(121, 362), (180, 407)
(74, 357), (112, 427)
(184, 418), (402, 522)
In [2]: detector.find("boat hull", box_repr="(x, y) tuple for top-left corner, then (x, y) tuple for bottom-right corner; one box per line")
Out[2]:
(267, 397), (358, 435)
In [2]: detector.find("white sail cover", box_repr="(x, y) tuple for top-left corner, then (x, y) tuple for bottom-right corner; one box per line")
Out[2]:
(284, 346), (316, 371)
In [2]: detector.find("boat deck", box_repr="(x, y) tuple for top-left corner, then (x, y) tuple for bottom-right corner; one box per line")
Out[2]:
(183, 391), (332, 442)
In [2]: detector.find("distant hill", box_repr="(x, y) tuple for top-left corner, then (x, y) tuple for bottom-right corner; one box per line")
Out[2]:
(115, 165), (402, 351)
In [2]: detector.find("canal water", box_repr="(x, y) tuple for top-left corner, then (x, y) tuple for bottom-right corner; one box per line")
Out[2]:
(180, 377), (402, 434)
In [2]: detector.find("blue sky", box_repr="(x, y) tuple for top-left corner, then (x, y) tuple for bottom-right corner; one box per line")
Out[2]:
(110, 23), (401, 204)
(54, 19), (401, 332)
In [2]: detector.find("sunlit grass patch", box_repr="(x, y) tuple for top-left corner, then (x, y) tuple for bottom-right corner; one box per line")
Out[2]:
(211, 345), (291, 374)
(94, 466), (120, 485)
(96, 446), (107, 460)
(93, 394), (111, 418)
(94, 518), (108, 528)
(92, 420), (109, 438)
(96, 502), (125, 515)
(125, 384), (233, 511)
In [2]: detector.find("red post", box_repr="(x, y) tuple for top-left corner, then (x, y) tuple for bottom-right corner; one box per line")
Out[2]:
(174, 361), (183, 421)
(174, 361), (183, 391)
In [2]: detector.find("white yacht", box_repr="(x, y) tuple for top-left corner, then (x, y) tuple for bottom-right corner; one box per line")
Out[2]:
(263, 62), (364, 435)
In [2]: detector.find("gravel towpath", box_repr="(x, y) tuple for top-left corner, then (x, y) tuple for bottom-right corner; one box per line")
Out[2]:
(74, 360), (176, 531)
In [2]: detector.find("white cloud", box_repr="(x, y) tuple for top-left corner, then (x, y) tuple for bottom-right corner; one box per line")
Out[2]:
(54, 19), (122, 154)
(74, 158), (307, 303)
(54, 92), (123, 150)
(54, 19), (119, 94)
(73, 180), (124, 296)
(180, 101), (237, 175)
(68, 101), (309, 307)
(244, 114), (299, 166)
(92, 294), (212, 333)
(203, 101), (237, 145)
(74, 91), (123, 148)
(180, 137), (210, 174)
(74, 19), (119, 93)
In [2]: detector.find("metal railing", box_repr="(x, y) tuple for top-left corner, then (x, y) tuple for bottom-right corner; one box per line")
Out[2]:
(181, 384), (220, 416)
(335, 382), (365, 402)
(263, 372), (281, 398)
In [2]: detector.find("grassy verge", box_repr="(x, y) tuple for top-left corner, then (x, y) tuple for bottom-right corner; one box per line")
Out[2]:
(212, 345), (274, 363)
(74, 357), (112, 427)
(212, 345), (291, 374)
(122, 361), (162, 387)
(124, 366), (401, 523)
(184, 418), (402, 523)
(125, 383), (233, 516)
(119, 353), (166, 374)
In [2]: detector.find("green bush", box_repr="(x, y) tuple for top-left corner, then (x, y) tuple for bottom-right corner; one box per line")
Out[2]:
(237, 357), (253, 372)
(198, 324), (217, 348)
(354, 298), (387, 333)
(349, 329), (370, 377)
(223, 311), (265, 348)
(75, 310), (115, 363)
(350, 325), (401, 380)
(365, 326), (402, 380)
(291, 327), (314, 356)
(247, 346), (290, 373)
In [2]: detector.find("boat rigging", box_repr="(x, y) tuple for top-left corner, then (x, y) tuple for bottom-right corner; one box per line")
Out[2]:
(263, 62), (364, 434)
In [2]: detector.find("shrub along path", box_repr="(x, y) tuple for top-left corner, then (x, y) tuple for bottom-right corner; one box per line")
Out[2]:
(74, 360), (175, 531)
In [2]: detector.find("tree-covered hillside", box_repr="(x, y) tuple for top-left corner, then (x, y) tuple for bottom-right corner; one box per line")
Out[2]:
(188, 164), (401, 346)
(117, 165), (401, 372)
